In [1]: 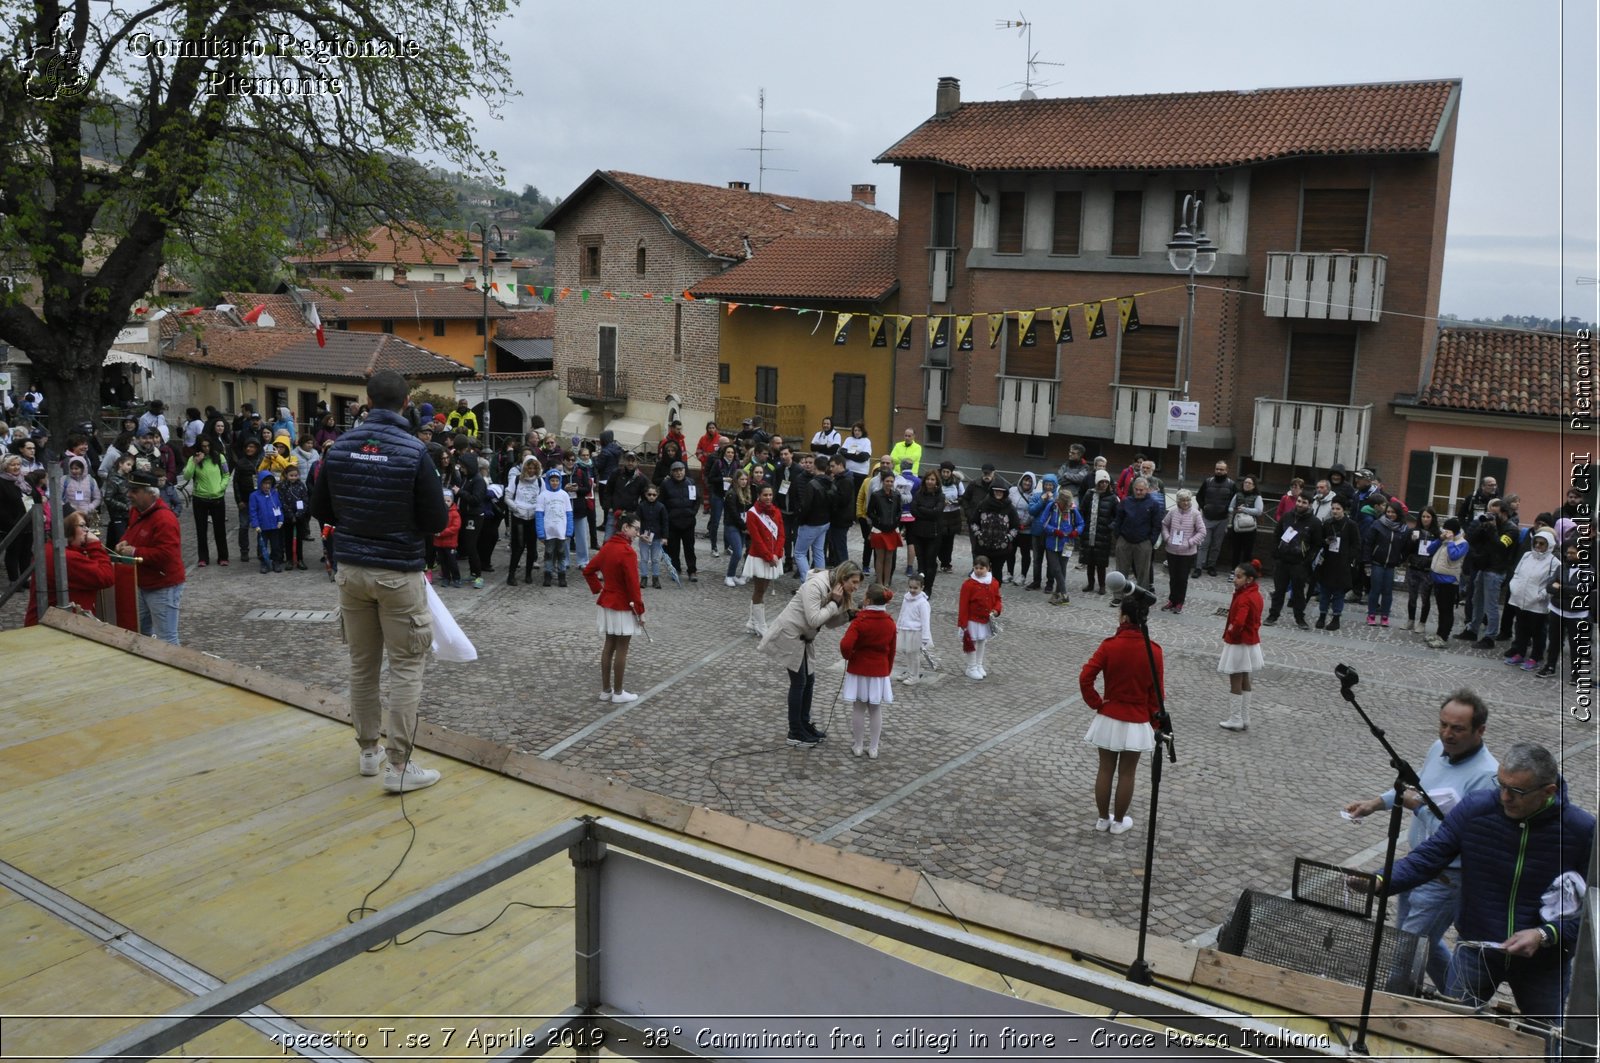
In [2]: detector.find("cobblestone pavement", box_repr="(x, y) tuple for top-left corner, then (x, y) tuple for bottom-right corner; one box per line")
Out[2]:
(10, 520), (1595, 946)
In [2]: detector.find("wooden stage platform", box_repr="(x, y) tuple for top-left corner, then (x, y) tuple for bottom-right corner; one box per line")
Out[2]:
(0, 613), (1543, 1061)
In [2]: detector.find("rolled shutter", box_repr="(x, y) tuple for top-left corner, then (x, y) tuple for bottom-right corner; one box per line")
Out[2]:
(1404, 450), (1431, 513)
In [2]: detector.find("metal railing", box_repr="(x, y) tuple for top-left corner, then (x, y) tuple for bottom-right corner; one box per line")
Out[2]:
(713, 399), (808, 442)
(1250, 396), (1371, 470)
(566, 366), (628, 403)
(1263, 252), (1387, 322)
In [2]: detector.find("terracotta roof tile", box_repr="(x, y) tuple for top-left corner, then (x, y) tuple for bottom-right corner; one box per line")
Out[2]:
(298, 278), (513, 321)
(876, 79), (1459, 171)
(495, 309), (555, 339)
(163, 325), (304, 372)
(546, 171), (897, 260)
(221, 292), (307, 326)
(1418, 327), (1565, 417)
(687, 236), (898, 301)
(287, 224), (476, 267)
(252, 331), (472, 381)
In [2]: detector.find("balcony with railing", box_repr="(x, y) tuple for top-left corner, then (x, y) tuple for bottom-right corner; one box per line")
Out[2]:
(996, 376), (1056, 436)
(1251, 396), (1371, 470)
(1109, 385), (1175, 450)
(713, 398), (808, 441)
(566, 367), (628, 407)
(1263, 252), (1387, 322)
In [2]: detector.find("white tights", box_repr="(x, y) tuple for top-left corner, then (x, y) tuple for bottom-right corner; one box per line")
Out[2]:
(850, 702), (884, 752)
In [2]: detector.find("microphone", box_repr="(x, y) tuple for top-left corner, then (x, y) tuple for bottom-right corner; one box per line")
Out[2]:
(1105, 570), (1158, 603)
(1335, 663), (1360, 688)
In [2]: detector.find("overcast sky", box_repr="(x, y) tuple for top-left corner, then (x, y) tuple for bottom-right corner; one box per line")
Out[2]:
(469, 0), (1596, 322)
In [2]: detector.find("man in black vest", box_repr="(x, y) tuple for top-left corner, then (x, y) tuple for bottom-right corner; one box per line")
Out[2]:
(312, 370), (448, 794)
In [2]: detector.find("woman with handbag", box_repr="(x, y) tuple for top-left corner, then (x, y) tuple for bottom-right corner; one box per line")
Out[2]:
(1226, 475), (1264, 569)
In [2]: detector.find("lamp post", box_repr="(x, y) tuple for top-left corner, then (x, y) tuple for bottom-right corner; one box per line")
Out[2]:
(460, 223), (512, 448)
(1165, 194), (1217, 489)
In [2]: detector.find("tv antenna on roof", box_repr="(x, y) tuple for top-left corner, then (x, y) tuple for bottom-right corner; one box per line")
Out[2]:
(740, 87), (796, 193)
(995, 11), (1062, 99)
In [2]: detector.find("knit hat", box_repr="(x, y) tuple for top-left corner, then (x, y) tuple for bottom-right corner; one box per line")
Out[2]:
(1094, 470), (1111, 484)
(1443, 517), (1463, 533)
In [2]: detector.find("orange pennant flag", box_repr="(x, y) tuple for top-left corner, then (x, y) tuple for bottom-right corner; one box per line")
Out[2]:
(727, 302), (739, 314)
(681, 290), (696, 301)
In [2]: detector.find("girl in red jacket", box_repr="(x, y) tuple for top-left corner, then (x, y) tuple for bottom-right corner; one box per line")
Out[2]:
(1218, 559), (1265, 732)
(583, 515), (646, 703)
(1079, 597), (1163, 834)
(433, 488), (463, 587)
(743, 483), (785, 637)
(957, 555), (1003, 680)
(840, 583), (898, 758)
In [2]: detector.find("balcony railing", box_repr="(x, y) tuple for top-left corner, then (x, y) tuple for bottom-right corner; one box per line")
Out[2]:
(1110, 384), (1175, 450)
(996, 375), (1056, 436)
(1251, 397), (1371, 470)
(1263, 252), (1387, 322)
(566, 367), (628, 405)
(713, 398), (808, 442)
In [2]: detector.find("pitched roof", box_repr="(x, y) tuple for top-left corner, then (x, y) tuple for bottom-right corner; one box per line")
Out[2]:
(296, 278), (513, 321)
(163, 325), (304, 372)
(163, 324), (470, 381)
(221, 292), (307, 326)
(287, 224), (476, 268)
(876, 79), (1460, 171)
(1416, 327), (1565, 417)
(542, 170), (897, 261)
(687, 235), (899, 301)
(495, 309), (555, 339)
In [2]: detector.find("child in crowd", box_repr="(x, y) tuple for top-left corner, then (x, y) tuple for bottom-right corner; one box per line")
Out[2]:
(1504, 529), (1560, 671)
(434, 487), (462, 587)
(894, 575), (933, 685)
(248, 470), (285, 573)
(103, 454), (134, 548)
(840, 583), (897, 759)
(539, 469), (573, 587)
(61, 455), (101, 528)
(636, 483), (668, 589)
(958, 555), (1003, 680)
(1218, 560), (1265, 732)
(279, 463), (311, 570)
(1402, 508), (1439, 631)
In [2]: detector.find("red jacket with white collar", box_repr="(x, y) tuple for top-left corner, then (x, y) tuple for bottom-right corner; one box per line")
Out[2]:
(957, 573), (1003, 627)
(583, 535), (644, 616)
(840, 605), (897, 677)
(745, 501), (785, 563)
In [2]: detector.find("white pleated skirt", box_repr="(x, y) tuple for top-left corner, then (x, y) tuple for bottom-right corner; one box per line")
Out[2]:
(1084, 714), (1155, 753)
(596, 607), (637, 636)
(743, 554), (783, 580)
(842, 674), (894, 705)
(1217, 642), (1265, 675)
(965, 620), (992, 641)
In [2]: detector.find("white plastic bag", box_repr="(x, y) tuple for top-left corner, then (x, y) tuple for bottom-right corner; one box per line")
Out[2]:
(424, 580), (478, 662)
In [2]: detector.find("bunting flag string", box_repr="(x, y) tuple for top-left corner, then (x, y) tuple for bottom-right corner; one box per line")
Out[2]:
(955, 315), (974, 351)
(892, 314), (913, 350)
(1017, 309), (1038, 348)
(986, 313), (1004, 349)
(1050, 305), (1073, 345)
(833, 313), (853, 346)
(929, 315), (949, 349)
(867, 314), (887, 348)
(1085, 300), (1108, 340)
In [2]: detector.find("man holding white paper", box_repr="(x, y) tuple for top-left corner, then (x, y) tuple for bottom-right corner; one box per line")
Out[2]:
(1343, 691), (1498, 994)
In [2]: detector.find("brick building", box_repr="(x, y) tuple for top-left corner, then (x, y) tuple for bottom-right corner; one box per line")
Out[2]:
(541, 171), (895, 452)
(874, 76), (1459, 492)
(288, 224), (534, 307)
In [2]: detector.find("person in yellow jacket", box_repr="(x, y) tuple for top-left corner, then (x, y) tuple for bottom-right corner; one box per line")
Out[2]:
(447, 398), (479, 437)
(888, 428), (923, 477)
(260, 432), (298, 480)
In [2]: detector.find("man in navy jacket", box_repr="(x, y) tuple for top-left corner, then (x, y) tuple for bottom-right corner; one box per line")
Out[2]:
(312, 370), (447, 794)
(1378, 741), (1594, 1041)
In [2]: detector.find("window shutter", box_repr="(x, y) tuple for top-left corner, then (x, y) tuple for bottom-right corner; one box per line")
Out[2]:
(996, 191), (1025, 254)
(1300, 189), (1370, 252)
(1118, 325), (1179, 388)
(1286, 332), (1357, 404)
(1051, 191), (1082, 255)
(1110, 191), (1143, 256)
(1482, 456), (1509, 499)
(1404, 450), (1432, 513)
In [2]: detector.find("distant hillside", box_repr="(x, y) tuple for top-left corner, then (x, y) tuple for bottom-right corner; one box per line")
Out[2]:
(1440, 312), (1594, 333)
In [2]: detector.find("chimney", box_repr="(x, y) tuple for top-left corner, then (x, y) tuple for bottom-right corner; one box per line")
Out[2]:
(727, 180), (750, 191)
(936, 76), (961, 116)
(392, 265), (408, 285)
(850, 183), (876, 206)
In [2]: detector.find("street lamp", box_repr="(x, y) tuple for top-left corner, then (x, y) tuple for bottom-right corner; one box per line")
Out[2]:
(460, 223), (512, 447)
(1166, 193), (1217, 489)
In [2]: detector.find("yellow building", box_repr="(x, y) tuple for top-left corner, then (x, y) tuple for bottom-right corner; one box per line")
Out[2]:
(689, 234), (898, 451)
(294, 276), (513, 370)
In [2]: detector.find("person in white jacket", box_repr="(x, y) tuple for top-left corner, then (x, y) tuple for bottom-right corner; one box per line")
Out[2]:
(1504, 528), (1560, 671)
(537, 470), (573, 587)
(504, 454), (543, 585)
(894, 575), (934, 684)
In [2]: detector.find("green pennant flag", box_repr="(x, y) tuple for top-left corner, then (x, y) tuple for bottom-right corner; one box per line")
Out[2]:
(580, 289), (590, 302)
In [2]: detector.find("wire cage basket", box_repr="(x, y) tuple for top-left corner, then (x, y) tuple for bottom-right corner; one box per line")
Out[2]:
(1217, 888), (1427, 997)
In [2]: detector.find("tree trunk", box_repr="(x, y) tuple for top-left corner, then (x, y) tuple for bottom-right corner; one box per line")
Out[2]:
(33, 351), (105, 457)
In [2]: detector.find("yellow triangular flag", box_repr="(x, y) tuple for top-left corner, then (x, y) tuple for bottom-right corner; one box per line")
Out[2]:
(892, 315), (913, 349)
(1117, 296), (1141, 334)
(987, 313), (1004, 349)
(1050, 306), (1073, 344)
(955, 315), (973, 351)
(868, 314), (887, 347)
(833, 313), (853, 345)
(1017, 309), (1037, 347)
(929, 316), (949, 349)
(1086, 301), (1108, 340)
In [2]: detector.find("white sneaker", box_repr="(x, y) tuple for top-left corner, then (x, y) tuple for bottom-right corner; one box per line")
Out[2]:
(611, 690), (639, 703)
(867, 747), (879, 760)
(852, 743), (864, 757)
(382, 759), (441, 794)
(710, 546), (720, 557)
(976, 667), (988, 679)
(725, 576), (737, 587)
(597, 691), (613, 702)
(966, 668), (982, 680)
(1094, 818), (1111, 832)
(903, 675), (919, 686)
(1108, 816), (1134, 835)
(895, 671), (910, 682)
(737, 576), (750, 586)
(358, 745), (385, 777)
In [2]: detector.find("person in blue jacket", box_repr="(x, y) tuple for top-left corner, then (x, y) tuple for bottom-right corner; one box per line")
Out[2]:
(1038, 482), (1084, 606)
(1372, 741), (1594, 1047)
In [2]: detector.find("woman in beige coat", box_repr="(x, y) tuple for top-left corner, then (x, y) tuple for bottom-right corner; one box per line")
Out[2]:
(760, 560), (863, 745)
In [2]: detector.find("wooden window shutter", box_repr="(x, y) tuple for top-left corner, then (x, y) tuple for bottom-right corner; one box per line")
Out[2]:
(1300, 189), (1370, 252)
(1286, 332), (1357, 404)
(1118, 325), (1179, 388)
(996, 191), (1025, 253)
(1404, 450), (1432, 513)
(1110, 191), (1143, 256)
(1004, 320), (1056, 379)
(1051, 191), (1082, 254)
(1481, 456), (1509, 498)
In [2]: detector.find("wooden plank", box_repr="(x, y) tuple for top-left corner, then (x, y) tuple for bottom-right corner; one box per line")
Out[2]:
(683, 806), (921, 903)
(1192, 948), (1542, 1062)
(500, 751), (694, 832)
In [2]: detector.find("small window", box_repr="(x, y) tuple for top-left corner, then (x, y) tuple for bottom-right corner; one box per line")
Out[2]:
(475, 318), (485, 337)
(1051, 191), (1082, 255)
(1300, 189), (1370, 252)
(932, 190), (957, 247)
(1286, 332), (1357, 404)
(433, 319), (446, 337)
(379, 319), (394, 333)
(832, 373), (866, 427)
(755, 366), (778, 406)
(1110, 191), (1143, 256)
(221, 381), (235, 413)
(335, 320), (348, 330)
(1429, 452), (1484, 516)
(996, 190), (1025, 254)
(433, 272), (445, 282)
(636, 244), (647, 275)
(1024, 435), (1049, 459)
(924, 423), (945, 447)
(579, 239), (602, 281)
(717, 362), (730, 385)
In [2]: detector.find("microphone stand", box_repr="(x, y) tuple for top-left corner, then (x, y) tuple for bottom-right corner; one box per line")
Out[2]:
(1126, 590), (1176, 987)
(1336, 664), (1441, 1055)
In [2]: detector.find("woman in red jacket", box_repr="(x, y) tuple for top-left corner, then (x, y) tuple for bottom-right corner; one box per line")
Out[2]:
(1079, 598), (1163, 834)
(25, 510), (115, 625)
(1218, 559), (1265, 732)
(840, 583), (897, 759)
(583, 514), (646, 703)
(743, 483), (785, 636)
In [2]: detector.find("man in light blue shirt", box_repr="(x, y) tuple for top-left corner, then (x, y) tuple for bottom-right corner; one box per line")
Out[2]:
(1344, 690), (1498, 993)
